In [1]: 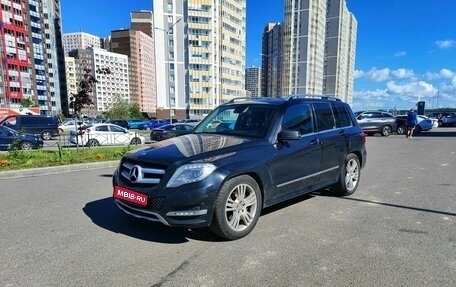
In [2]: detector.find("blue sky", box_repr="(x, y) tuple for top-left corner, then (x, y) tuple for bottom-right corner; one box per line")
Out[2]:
(61, 0), (456, 110)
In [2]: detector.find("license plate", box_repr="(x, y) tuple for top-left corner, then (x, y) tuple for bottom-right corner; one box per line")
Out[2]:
(113, 186), (148, 207)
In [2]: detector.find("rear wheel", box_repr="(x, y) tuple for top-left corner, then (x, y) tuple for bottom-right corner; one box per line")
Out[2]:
(86, 139), (99, 147)
(333, 153), (360, 196)
(396, 125), (407, 135)
(381, 125), (392, 136)
(438, 120), (443, 127)
(41, 130), (52, 140)
(130, 137), (142, 145)
(414, 125), (422, 133)
(210, 175), (262, 240)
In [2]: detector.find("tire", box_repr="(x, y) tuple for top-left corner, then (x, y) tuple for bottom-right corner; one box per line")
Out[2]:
(20, 141), (33, 151)
(380, 125), (392, 136)
(438, 120), (443, 127)
(41, 130), (52, 140)
(414, 125), (422, 133)
(86, 139), (100, 147)
(210, 175), (262, 240)
(396, 125), (407, 135)
(130, 137), (142, 145)
(333, 153), (360, 196)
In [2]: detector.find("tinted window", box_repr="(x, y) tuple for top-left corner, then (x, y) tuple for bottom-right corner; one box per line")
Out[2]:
(313, 102), (335, 132)
(110, 125), (125, 132)
(333, 103), (352, 128)
(95, 125), (109, 132)
(281, 104), (314, 135)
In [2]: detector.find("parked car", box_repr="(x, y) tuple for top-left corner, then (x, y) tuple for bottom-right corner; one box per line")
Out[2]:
(354, 111), (397, 136)
(395, 115), (434, 134)
(137, 119), (169, 130)
(437, 113), (456, 127)
(58, 118), (88, 133)
(0, 115), (59, 140)
(113, 95), (367, 240)
(127, 119), (148, 129)
(178, 119), (200, 124)
(150, 123), (197, 141)
(0, 125), (43, 150)
(69, 123), (145, 147)
(106, 119), (129, 129)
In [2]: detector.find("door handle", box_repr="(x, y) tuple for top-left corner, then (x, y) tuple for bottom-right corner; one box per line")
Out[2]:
(310, 138), (320, 145)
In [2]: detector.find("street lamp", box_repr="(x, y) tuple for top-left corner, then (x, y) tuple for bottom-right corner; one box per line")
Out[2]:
(155, 18), (181, 122)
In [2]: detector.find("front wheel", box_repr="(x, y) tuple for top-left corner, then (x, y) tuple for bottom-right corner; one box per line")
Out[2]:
(210, 175), (262, 240)
(381, 125), (392, 136)
(20, 141), (33, 150)
(332, 153), (360, 196)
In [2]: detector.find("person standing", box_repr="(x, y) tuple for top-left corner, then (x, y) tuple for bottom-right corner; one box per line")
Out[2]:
(406, 108), (418, 138)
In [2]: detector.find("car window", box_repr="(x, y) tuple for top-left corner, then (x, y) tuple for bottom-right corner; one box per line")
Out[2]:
(313, 102), (336, 132)
(95, 125), (109, 132)
(110, 125), (125, 133)
(333, 103), (352, 128)
(281, 103), (314, 136)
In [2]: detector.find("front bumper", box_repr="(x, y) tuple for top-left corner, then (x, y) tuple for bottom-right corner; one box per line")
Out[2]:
(112, 169), (225, 228)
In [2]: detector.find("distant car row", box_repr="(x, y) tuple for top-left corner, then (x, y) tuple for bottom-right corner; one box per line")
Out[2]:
(354, 111), (435, 136)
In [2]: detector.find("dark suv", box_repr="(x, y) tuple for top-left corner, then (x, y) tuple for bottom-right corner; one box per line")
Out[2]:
(112, 96), (367, 240)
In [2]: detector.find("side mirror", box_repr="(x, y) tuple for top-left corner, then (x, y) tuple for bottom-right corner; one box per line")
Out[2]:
(277, 130), (300, 142)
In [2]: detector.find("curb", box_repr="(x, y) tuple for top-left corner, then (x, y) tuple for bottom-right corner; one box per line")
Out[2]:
(0, 161), (119, 180)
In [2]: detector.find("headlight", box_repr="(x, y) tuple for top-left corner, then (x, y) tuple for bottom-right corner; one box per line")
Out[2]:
(167, 163), (216, 188)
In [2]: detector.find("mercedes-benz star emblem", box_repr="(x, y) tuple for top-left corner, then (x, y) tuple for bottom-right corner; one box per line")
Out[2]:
(129, 165), (142, 183)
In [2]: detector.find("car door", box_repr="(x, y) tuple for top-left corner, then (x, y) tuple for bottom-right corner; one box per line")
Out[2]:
(0, 126), (14, 150)
(109, 124), (130, 145)
(268, 103), (322, 202)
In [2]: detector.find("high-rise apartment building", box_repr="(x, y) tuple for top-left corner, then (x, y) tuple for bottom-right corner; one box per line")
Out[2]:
(245, 67), (261, 96)
(64, 56), (77, 103)
(62, 32), (102, 55)
(261, 23), (283, 97)
(153, 0), (246, 120)
(279, 0), (357, 103)
(0, 0), (66, 115)
(110, 11), (157, 116)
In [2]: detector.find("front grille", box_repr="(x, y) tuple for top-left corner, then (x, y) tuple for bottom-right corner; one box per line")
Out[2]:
(120, 160), (166, 187)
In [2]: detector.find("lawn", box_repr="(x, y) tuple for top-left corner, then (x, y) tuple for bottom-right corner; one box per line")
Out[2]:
(0, 145), (135, 171)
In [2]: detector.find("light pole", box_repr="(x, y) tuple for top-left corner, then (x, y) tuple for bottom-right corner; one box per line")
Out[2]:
(155, 18), (181, 122)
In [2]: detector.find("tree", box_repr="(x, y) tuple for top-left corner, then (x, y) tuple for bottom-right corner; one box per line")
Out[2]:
(105, 94), (131, 119)
(20, 98), (36, 107)
(69, 67), (111, 118)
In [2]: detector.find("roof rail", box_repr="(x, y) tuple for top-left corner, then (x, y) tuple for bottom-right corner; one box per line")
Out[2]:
(225, 96), (269, 103)
(286, 94), (342, 101)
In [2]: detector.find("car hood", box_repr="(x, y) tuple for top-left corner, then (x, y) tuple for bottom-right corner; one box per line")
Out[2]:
(123, 133), (266, 166)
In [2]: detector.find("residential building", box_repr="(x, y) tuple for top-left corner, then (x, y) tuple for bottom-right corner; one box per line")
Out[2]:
(110, 11), (157, 116)
(62, 32), (102, 55)
(279, 0), (357, 103)
(0, 0), (66, 116)
(90, 48), (130, 113)
(64, 56), (77, 105)
(153, 0), (246, 120)
(261, 23), (283, 97)
(245, 67), (261, 96)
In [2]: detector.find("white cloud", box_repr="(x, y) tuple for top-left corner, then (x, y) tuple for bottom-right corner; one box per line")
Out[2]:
(394, 51), (407, 57)
(440, 68), (454, 78)
(363, 68), (390, 82)
(434, 39), (456, 49)
(354, 69), (364, 79)
(391, 68), (414, 79)
(386, 81), (437, 97)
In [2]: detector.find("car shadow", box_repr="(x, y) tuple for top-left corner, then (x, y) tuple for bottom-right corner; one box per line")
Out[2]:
(83, 197), (222, 243)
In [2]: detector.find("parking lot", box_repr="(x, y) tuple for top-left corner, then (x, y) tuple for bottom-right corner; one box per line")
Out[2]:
(0, 128), (455, 286)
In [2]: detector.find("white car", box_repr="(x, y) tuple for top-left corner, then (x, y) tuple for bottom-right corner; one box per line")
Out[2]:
(58, 119), (88, 132)
(69, 123), (145, 147)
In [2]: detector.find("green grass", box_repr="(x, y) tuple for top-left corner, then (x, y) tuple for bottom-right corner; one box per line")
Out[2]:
(0, 146), (135, 171)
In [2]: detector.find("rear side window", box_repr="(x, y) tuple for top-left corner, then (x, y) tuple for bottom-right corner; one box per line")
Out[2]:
(313, 102), (336, 132)
(333, 103), (352, 128)
(281, 104), (314, 135)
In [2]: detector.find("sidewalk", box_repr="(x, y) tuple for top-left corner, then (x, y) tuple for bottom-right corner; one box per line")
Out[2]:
(0, 160), (119, 180)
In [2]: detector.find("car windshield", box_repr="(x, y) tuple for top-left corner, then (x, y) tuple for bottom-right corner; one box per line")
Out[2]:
(193, 103), (279, 138)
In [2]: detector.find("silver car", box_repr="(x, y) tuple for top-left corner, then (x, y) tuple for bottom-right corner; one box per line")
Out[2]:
(354, 111), (397, 136)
